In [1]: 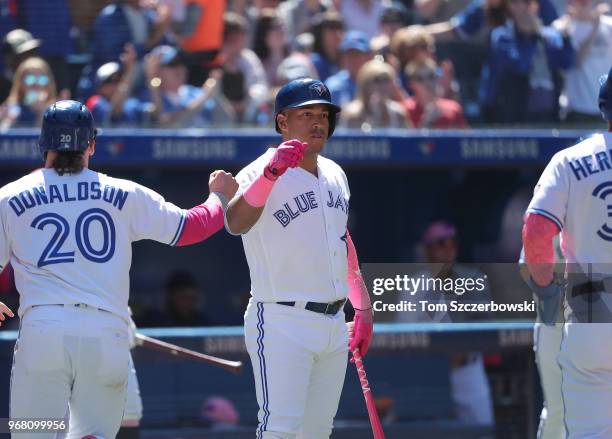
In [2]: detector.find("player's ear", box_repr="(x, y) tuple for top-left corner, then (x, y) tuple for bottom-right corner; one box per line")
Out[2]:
(88, 139), (96, 157)
(277, 111), (288, 133)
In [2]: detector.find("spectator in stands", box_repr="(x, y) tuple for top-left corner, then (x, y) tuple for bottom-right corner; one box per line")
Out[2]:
(252, 9), (289, 87)
(67, 0), (109, 50)
(201, 396), (240, 430)
(389, 25), (459, 100)
(0, 57), (57, 129)
(342, 59), (410, 129)
(210, 12), (269, 125)
(481, 0), (574, 124)
(403, 59), (468, 128)
(335, 0), (392, 39)
(178, 0), (226, 86)
(326, 31), (374, 108)
(144, 44), (219, 127)
(86, 44), (151, 126)
(294, 32), (316, 54)
(276, 54), (319, 85)
(379, 2), (414, 37)
(0, 0), (16, 102)
(1, 29), (40, 103)
(309, 11), (345, 81)
(141, 271), (213, 327)
(260, 52), (319, 122)
(89, 0), (172, 65)
(201, 397), (240, 429)
(424, 0), (559, 41)
(18, 0), (75, 92)
(394, 221), (495, 426)
(554, 0), (612, 123)
(414, 0), (472, 25)
(370, 2), (414, 60)
(242, 0), (281, 45)
(78, 0), (173, 100)
(278, 0), (332, 45)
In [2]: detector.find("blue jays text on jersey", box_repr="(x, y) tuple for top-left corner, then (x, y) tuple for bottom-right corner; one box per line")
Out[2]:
(272, 190), (349, 227)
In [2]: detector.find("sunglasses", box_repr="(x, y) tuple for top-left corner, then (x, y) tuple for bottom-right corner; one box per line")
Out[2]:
(412, 72), (437, 82)
(23, 73), (49, 87)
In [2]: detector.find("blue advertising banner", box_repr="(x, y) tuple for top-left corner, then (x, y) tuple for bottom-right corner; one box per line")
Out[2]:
(0, 128), (594, 167)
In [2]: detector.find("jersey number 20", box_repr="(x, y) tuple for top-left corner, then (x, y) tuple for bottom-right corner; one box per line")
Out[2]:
(30, 208), (116, 267)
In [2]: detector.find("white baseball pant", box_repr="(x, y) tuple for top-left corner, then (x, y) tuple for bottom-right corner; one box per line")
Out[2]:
(558, 323), (612, 438)
(534, 323), (564, 439)
(10, 304), (129, 439)
(244, 300), (349, 439)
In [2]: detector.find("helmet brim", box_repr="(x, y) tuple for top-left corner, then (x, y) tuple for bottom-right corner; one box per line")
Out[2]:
(283, 99), (341, 113)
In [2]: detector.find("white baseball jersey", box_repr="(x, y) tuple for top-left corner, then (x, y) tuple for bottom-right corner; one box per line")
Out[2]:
(527, 133), (612, 272)
(0, 168), (186, 322)
(236, 149), (350, 303)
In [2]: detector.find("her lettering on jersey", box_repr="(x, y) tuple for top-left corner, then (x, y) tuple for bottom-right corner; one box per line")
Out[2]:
(8, 182), (129, 217)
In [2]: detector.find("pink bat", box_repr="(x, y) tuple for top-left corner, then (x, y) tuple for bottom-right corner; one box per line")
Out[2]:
(352, 348), (386, 439)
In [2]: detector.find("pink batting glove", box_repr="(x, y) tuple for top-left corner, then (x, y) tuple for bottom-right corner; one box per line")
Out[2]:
(349, 308), (373, 361)
(263, 139), (307, 181)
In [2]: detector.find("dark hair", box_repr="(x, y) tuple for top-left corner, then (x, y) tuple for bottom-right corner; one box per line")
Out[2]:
(224, 12), (247, 41)
(311, 11), (344, 61)
(252, 9), (288, 62)
(485, 0), (510, 28)
(52, 151), (85, 175)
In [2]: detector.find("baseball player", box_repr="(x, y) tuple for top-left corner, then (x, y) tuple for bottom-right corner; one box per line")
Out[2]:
(520, 243), (565, 439)
(0, 100), (238, 439)
(57, 314), (142, 439)
(119, 315), (143, 439)
(225, 78), (374, 439)
(523, 67), (612, 438)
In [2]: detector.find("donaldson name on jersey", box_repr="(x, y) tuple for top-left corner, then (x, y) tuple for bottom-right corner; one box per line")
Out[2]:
(0, 168), (186, 322)
(8, 181), (129, 217)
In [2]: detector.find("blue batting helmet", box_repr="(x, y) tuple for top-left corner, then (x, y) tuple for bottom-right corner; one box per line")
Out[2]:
(39, 100), (96, 157)
(599, 67), (612, 121)
(274, 78), (341, 137)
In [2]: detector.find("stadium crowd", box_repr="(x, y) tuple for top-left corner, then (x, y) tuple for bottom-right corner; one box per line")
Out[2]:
(0, 0), (611, 130)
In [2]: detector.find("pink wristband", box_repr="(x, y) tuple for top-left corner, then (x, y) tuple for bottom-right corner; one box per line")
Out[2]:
(243, 173), (276, 208)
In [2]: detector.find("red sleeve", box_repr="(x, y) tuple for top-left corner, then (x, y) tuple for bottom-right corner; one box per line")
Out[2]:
(175, 200), (224, 246)
(85, 95), (100, 112)
(522, 212), (560, 285)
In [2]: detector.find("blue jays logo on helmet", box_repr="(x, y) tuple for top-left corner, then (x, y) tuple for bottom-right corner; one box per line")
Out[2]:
(274, 78), (341, 138)
(39, 100), (97, 157)
(309, 82), (326, 96)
